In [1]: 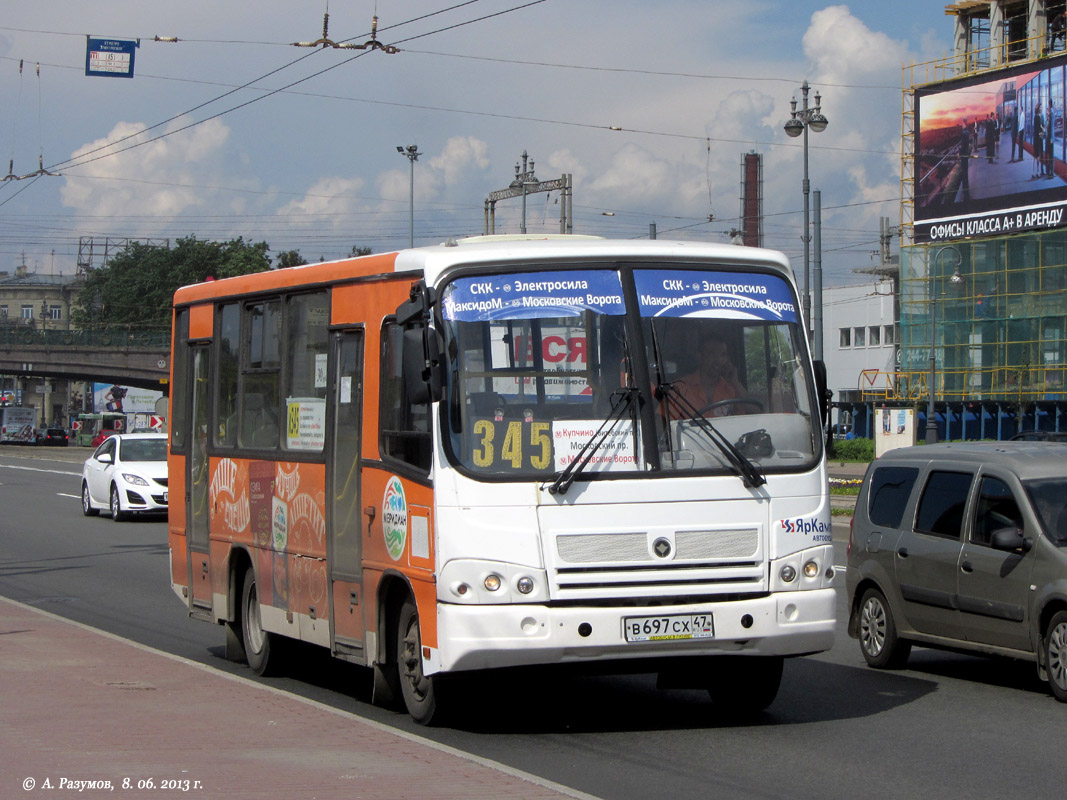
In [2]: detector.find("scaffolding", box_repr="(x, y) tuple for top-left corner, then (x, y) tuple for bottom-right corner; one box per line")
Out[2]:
(892, 234), (1067, 404)
(896, 3), (1067, 406)
(76, 236), (170, 275)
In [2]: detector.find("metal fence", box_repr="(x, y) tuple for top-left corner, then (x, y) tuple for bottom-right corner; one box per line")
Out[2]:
(0, 327), (170, 349)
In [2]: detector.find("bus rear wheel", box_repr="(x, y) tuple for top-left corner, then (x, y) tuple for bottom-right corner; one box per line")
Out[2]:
(396, 599), (446, 725)
(240, 566), (281, 676)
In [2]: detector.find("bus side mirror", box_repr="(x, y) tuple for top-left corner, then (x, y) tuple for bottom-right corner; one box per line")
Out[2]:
(403, 327), (443, 404)
(813, 360), (830, 425)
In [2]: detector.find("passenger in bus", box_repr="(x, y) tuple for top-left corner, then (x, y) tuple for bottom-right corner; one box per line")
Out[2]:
(672, 337), (751, 418)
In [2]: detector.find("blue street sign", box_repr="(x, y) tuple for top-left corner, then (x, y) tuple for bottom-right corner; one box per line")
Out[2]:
(85, 37), (139, 78)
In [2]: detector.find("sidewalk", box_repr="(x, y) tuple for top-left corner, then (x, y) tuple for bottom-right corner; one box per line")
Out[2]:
(0, 596), (595, 800)
(828, 461), (865, 518)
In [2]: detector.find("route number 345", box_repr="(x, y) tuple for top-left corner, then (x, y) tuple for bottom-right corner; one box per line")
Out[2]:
(472, 419), (551, 470)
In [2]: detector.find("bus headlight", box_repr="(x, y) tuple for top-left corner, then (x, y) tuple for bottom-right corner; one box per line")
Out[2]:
(803, 560), (819, 579)
(439, 560), (549, 604)
(779, 565), (797, 583)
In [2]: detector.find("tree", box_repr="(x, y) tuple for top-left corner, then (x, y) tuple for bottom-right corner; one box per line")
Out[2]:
(71, 236), (272, 330)
(275, 250), (307, 268)
(350, 245), (372, 257)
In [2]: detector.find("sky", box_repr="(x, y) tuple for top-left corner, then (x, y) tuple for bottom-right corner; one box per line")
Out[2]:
(0, 1), (955, 287)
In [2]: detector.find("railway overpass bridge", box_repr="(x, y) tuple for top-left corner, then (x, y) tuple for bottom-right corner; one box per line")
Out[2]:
(0, 327), (170, 392)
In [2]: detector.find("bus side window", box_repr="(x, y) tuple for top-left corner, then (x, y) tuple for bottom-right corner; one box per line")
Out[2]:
(215, 302), (240, 448)
(380, 319), (431, 473)
(239, 300), (281, 451)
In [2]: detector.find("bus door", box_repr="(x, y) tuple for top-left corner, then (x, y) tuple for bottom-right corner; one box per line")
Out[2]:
(185, 344), (212, 612)
(327, 329), (365, 655)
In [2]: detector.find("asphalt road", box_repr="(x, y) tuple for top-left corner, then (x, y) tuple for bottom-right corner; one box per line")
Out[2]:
(1, 445), (1062, 800)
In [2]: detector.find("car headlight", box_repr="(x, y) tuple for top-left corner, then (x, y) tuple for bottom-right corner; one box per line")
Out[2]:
(121, 473), (149, 486)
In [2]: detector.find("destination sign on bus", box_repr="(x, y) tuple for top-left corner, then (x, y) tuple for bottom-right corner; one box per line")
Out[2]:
(633, 269), (798, 322)
(442, 270), (626, 321)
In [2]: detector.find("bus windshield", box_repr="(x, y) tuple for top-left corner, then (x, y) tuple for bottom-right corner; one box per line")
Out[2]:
(439, 264), (819, 480)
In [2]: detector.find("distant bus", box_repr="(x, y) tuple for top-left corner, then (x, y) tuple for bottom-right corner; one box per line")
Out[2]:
(168, 236), (835, 724)
(74, 412), (126, 447)
(0, 407), (36, 443)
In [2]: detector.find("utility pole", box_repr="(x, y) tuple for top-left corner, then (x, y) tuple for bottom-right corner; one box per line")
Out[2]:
(813, 190), (823, 361)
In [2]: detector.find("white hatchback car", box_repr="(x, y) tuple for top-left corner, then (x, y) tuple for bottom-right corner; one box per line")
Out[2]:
(81, 433), (169, 521)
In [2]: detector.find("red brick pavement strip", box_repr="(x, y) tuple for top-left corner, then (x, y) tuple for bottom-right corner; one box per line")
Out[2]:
(0, 597), (600, 800)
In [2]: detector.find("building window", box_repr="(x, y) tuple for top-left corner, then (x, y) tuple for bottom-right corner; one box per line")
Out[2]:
(854, 327), (866, 347)
(0, 305), (7, 319)
(884, 325), (895, 345)
(869, 326), (881, 346)
(21, 305), (33, 320)
(49, 305), (61, 321)
(839, 328), (851, 347)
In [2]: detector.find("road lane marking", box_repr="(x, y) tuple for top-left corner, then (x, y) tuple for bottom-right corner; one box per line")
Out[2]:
(0, 464), (80, 477)
(57, 493), (81, 499)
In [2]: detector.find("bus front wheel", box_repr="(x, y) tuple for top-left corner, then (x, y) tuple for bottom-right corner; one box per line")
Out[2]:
(396, 599), (446, 725)
(705, 655), (783, 715)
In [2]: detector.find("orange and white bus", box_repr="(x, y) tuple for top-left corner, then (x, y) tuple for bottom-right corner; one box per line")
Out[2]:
(168, 235), (836, 723)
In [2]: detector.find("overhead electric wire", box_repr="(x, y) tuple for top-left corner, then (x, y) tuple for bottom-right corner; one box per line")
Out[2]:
(402, 48), (902, 91)
(0, 3), (898, 269)
(45, 0), (548, 175)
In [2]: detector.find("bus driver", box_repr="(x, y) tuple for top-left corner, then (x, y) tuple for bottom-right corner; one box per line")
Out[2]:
(672, 336), (750, 418)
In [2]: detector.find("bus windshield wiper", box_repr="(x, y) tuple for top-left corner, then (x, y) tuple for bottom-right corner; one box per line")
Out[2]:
(656, 382), (766, 489)
(546, 387), (637, 495)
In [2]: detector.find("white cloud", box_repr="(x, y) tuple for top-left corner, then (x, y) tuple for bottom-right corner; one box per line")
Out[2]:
(589, 143), (702, 209)
(804, 5), (911, 84)
(59, 117), (232, 221)
(428, 136), (490, 186)
(277, 176), (369, 218)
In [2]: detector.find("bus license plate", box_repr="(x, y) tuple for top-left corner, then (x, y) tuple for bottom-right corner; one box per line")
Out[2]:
(624, 613), (714, 642)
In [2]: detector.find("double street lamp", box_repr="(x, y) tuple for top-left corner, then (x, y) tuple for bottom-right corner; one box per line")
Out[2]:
(784, 82), (828, 358)
(396, 144), (420, 248)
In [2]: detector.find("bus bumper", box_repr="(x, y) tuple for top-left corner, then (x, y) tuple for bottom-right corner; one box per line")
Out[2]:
(429, 589), (836, 674)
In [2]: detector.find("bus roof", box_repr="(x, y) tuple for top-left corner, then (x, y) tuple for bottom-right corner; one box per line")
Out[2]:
(172, 237), (793, 305)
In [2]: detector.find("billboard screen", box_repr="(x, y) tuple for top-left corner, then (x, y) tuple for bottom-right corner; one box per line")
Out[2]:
(914, 52), (1067, 242)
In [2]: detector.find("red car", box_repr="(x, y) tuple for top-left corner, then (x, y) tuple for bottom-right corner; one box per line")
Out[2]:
(90, 430), (118, 448)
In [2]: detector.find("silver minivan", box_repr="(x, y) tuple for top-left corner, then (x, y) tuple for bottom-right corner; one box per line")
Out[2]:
(846, 442), (1067, 701)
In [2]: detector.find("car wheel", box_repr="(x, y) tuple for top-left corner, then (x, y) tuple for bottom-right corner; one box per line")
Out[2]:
(1044, 610), (1067, 702)
(110, 484), (128, 522)
(396, 598), (448, 725)
(705, 656), (783, 715)
(81, 481), (99, 517)
(858, 587), (912, 669)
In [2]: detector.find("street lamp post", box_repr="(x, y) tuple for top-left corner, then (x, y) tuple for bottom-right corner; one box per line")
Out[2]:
(396, 144), (420, 248)
(509, 151), (540, 234)
(484, 153), (568, 234)
(927, 246), (964, 443)
(784, 82), (828, 355)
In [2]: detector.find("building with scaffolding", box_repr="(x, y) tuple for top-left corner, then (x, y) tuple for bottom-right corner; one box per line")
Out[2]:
(854, 0), (1067, 440)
